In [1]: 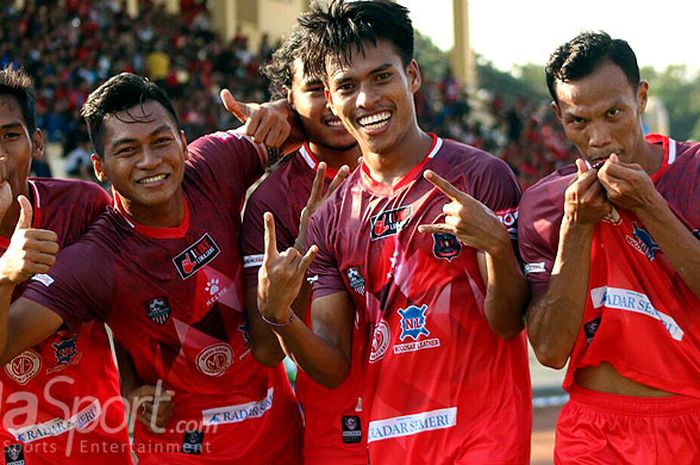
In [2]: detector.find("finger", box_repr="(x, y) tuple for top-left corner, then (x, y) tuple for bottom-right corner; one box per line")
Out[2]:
(16, 195), (33, 230)
(417, 223), (454, 235)
(308, 162), (326, 204)
(27, 229), (58, 243)
(324, 165), (350, 199)
(0, 157), (7, 182)
(252, 115), (274, 145)
(245, 110), (262, 140)
(263, 212), (279, 258)
(356, 156), (363, 166)
(575, 158), (589, 177)
(423, 170), (464, 201)
(298, 245), (318, 274)
(220, 88), (249, 123)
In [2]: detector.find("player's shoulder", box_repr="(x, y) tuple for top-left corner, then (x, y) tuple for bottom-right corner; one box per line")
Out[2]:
(249, 154), (305, 204)
(30, 177), (109, 199)
(674, 139), (700, 163)
(520, 165), (574, 208)
(433, 137), (515, 181)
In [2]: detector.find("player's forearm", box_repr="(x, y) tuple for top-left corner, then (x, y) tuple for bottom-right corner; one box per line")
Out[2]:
(482, 241), (528, 339)
(272, 316), (350, 388)
(246, 288), (286, 366)
(527, 220), (594, 369)
(636, 196), (700, 298)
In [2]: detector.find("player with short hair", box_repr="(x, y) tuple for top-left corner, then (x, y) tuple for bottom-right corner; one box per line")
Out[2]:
(0, 66), (132, 464)
(0, 72), (303, 464)
(242, 25), (366, 465)
(519, 31), (700, 464)
(254, 2), (532, 463)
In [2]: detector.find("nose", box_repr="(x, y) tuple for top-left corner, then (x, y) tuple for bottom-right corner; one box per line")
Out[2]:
(137, 146), (161, 169)
(587, 122), (613, 150)
(356, 82), (380, 109)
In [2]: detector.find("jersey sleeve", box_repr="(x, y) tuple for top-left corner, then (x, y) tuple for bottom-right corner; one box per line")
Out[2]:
(306, 206), (346, 300)
(517, 190), (557, 298)
(21, 240), (113, 327)
(186, 130), (266, 210)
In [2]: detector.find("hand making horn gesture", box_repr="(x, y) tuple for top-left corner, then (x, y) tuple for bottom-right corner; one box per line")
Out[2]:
(417, 170), (507, 254)
(257, 212), (318, 326)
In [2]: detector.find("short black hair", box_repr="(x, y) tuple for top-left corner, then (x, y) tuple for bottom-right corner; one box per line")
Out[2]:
(0, 66), (37, 135)
(546, 31), (640, 103)
(81, 73), (180, 156)
(299, 0), (414, 81)
(261, 27), (308, 100)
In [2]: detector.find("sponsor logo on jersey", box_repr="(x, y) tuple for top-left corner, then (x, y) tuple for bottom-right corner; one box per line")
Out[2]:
(5, 350), (41, 385)
(368, 407), (457, 443)
(3, 444), (24, 465)
(369, 321), (391, 363)
(204, 277), (230, 308)
(242, 254), (264, 269)
(524, 262), (546, 275)
(693, 229), (700, 241)
(8, 399), (101, 444)
(146, 298), (171, 325)
(181, 430), (204, 455)
(625, 222), (659, 261)
(47, 335), (82, 374)
(394, 305), (441, 355)
(495, 207), (518, 240)
(370, 206), (412, 240)
(583, 316), (601, 344)
(30, 273), (54, 287)
(202, 388), (274, 426)
(432, 233), (462, 261)
(195, 343), (233, 377)
(346, 267), (366, 295)
(173, 233), (221, 279)
(341, 415), (362, 444)
(590, 286), (684, 341)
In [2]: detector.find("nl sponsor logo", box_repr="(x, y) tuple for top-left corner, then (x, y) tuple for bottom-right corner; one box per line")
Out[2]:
(368, 407), (457, 443)
(173, 233), (221, 279)
(394, 305), (440, 355)
(370, 206), (412, 240)
(201, 388), (274, 426)
(590, 286), (684, 341)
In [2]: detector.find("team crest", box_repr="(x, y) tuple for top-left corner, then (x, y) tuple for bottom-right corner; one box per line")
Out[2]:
(432, 233), (462, 261)
(5, 350), (42, 385)
(181, 430), (204, 455)
(626, 222), (659, 261)
(4, 444), (24, 465)
(173, 233), (221, 279)
(370, 206), (412, 240)
(369, 321), (390, 363)
(196, 343), (233, 377)
(398, 305), (430, 341)
(146, 298), (171, 325)
(341, 415), (362, 444)
(47, 335), (82, 373)
(584, 317), (601, 344)
(346, 267), (366, 295)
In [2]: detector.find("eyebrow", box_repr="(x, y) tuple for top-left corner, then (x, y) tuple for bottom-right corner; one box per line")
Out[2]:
(110, 125), (172, 149)
(332, 63), (394, 84)
(0, 122), (24, 130)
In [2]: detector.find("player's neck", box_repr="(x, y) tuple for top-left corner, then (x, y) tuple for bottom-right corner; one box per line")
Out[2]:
(637, 139), (665, 176)
(118, 192), (186, 228)
(0, 184), (31, 238)
(362, 129), (432, 186)
(309, 142), (361, 171)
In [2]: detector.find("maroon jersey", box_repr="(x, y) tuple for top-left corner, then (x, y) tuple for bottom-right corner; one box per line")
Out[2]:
(241, 142), (367, 465)
(519, 134), (700, 396)
(0, 179), (133, 464)
(307, 135), (531, 464)
(23, 132), (302, 464)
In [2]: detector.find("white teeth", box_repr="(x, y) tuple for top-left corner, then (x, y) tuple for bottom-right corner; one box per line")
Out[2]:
(327, 119), (344, 127)
(139, 174), (166, 185)
(358, 111), (391, 127)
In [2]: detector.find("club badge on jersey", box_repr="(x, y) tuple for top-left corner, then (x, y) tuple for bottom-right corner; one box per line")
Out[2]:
(432, 233), (462, 261)
(47, 335), (82, 373)
(181, 430), (204, 455)
(341, 415), (362, 444)
(5, 350), (42, 385)
(346, 267), (366, 295)
(3, 444), (24, 465)
(146, 297), (171, 325)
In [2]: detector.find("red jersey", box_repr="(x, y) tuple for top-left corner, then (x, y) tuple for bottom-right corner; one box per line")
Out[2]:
(519, 134), (700, 396)
(0, 179), (132, 464)
(23, 132), (302, 464)
(307, 136), (531, 464)
(241, 143), (367, 465)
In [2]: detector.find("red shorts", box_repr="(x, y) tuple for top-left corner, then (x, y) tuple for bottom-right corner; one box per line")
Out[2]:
(555, 386), (700, 465)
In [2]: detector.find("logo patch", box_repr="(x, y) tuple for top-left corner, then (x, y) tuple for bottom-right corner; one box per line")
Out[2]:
(583, 317), (601, 344)
(346, 267), (366, 295)
(432, 233), (462, 261)
(495, 207), (519, 239)
(625, 222), (659, 261)
(202, 388), (274, 426)
(30, 273), (54, 287)
(4, 444), (24, 465)
(238, 318), (251, 348)
(146, 298), (171, 325)
(369, 321), (390, 363)
(196, 343), (233, 377)
(394, 305), (441, 355)
(693, 229), (700, 241)
(5, 351), (41, 385)
(368, 407), (457, 443)
(370, 206), (412, 240)
(173, 233), (221, 279)
(47, 336), (82, 374)
(341, 415), (362, 444)
(181, 430), (204, 455)
(524, 262), (546, 275)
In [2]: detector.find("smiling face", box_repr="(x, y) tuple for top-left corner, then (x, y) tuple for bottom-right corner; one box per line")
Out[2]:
(288, 58), (357, 152)
(553, 60), (648, 165)
(92, 100), (187, 218)
(0, 95), (42, 200)
(324, 39), (422, 157)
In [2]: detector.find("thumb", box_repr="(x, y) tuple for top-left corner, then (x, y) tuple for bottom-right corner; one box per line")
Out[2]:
(220, 88), (249, 123)
(575, 159), (588, 177)
(16, 195), (33, 230)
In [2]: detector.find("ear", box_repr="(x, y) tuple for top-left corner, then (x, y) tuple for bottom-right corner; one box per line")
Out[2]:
(91, 154), (107, 182)
(637, 80), (649, 113)
(286, 87), (295, 109)
(407, 59), (422, 94)
(179, 130), (188, 159)
(30, 129), (45, 160)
